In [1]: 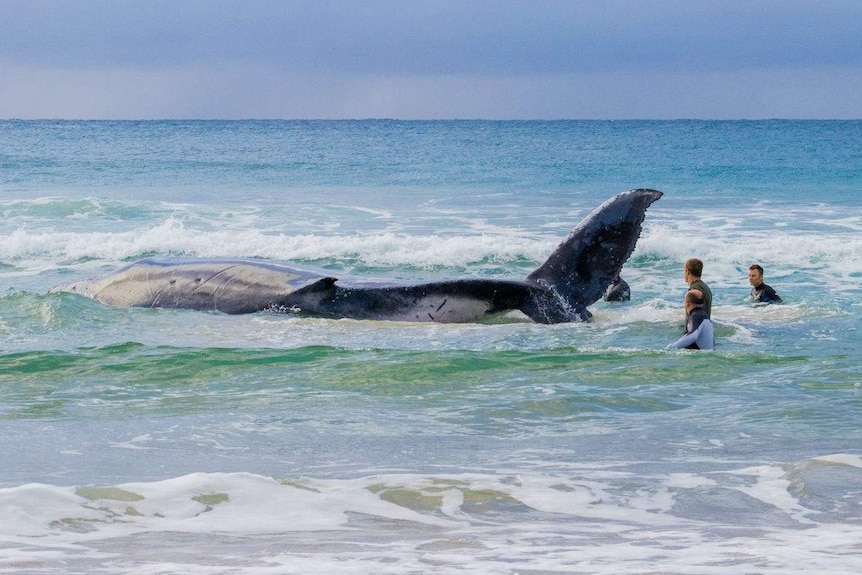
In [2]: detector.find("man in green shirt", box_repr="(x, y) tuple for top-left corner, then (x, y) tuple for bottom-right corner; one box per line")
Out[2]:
(684, 258), (713, 318)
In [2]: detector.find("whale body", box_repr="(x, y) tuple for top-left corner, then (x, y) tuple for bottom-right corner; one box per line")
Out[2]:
(52, 189), (662, 323)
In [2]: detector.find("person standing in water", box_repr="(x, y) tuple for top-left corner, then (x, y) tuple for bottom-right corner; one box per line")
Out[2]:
(748, 264), (782, 303)
(667, 290), (714, 350)
(684, 258), (713, 317)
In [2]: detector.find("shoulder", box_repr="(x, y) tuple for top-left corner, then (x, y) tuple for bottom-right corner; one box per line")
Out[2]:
(691, 279), (712, 293)
(689, 307), (708, 328)
(761, 283), (782, 302)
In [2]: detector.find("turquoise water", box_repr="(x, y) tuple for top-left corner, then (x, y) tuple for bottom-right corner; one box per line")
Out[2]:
(1, 120), (862, 574)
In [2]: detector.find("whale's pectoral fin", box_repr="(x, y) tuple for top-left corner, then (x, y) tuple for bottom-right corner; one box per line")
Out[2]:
(298, 277), (337, 292)
(526, 189), (662, 308)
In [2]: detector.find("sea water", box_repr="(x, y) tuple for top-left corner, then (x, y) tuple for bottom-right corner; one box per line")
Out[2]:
(1, 120), (861, 574)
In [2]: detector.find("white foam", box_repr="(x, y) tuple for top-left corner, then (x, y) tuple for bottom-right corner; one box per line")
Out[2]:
(2, 466), (862, 574)
(814, 453), (862, 469)
(720, 465), (816, 523)
(0, 219), (553, 275)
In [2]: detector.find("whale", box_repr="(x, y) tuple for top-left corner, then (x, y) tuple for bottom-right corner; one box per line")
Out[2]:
(52, 189), (662, 323)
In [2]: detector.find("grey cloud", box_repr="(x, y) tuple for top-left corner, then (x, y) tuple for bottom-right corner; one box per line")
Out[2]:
(2, 0), (861, 119)
(2, 0), (861, 74)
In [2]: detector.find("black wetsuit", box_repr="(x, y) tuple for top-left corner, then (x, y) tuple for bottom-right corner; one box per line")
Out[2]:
(675, 307), (712, 350)
(751, 283), (782, 303)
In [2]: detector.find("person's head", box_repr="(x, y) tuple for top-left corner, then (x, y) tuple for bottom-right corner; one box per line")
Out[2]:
(684, 258), (703, 282)
(684, 289), (705, 313)
(748, 264), (764, 287)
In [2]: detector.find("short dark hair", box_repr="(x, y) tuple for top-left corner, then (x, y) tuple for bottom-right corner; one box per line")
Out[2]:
(685, 258), (703, 277)
(748, 264), (764, 274)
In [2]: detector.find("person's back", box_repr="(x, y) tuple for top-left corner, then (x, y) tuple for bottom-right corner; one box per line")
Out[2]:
(684, 307), (714, 350)
(684, 258), (712, 317)
(667, 290), (715, 350)
(690, 278), (712, 316)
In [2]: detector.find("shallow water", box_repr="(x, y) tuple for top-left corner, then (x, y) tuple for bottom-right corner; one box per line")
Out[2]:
(1, 120), (861, 573)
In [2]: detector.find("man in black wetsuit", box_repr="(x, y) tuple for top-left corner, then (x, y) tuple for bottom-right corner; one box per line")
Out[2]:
(748, 264), (782, 303)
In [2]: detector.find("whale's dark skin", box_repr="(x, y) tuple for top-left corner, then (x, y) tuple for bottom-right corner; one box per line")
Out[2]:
(53, 189), (662, 323)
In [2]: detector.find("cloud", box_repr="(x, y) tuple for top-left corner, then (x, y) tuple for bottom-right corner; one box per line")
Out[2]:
(1, 0), (861, 119)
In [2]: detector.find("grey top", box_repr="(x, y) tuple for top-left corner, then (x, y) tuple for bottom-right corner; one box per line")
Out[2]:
(667, 307), (714, 350)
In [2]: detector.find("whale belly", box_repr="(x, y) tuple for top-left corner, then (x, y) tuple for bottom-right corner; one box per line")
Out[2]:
(54, 259), (334, 314)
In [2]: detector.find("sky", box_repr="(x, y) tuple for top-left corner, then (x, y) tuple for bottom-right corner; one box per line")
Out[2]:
(1, 0), (861, 120)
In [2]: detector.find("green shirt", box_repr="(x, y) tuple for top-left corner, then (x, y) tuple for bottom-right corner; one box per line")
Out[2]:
(689, 279), (713, 318)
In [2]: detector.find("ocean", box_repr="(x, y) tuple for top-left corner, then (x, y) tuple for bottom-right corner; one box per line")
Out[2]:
(1, 120), (861, 574)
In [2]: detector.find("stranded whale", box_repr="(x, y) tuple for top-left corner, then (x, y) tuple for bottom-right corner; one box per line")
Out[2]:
(52, 189), (662, 323)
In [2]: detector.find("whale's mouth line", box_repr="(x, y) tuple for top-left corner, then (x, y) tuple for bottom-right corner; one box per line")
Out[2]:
(190, 265), (240, 293)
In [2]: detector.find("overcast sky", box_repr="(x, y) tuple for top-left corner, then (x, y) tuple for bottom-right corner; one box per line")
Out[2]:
(2, 0), (861, 120)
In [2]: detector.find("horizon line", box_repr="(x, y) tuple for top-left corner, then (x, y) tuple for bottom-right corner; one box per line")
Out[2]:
(3, 117), (861, 122)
